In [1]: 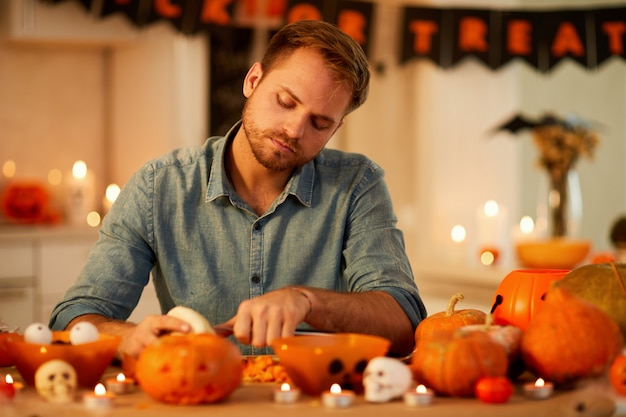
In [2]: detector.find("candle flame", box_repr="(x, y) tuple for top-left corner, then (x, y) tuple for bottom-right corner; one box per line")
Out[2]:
(416, 384), (427, 394)
(116, 373), (126, 382)
(330, 383), (342, 394)
(94, 383), (107, 396)
(535, 378), (545, 387)
(520, 216), (535, 234)
(5, 374), (13, 384)
(280, 383), (291, 392)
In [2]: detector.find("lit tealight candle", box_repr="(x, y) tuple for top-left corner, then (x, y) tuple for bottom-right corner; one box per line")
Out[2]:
(105, 373), (135, 395)
(322, 383), (355, 408)
(84, 383), (115, 409)
(0, 374), (15, 402)
(273, 382), (300, 404)
(404, 384), (434, 406)
(524, 378), (554, 400)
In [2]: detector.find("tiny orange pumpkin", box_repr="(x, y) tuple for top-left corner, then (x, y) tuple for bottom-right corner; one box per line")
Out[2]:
(609, 351), (626, 396)
(414, 293), (486, 346)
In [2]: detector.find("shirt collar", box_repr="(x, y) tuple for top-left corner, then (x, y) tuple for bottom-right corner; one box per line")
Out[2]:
(206, 121), (314, 208)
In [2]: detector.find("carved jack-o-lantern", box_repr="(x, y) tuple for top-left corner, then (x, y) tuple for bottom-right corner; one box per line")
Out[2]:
(135, 334), (243, 405)
(2, 182), (50, 223)
(491, 269), (569, 331)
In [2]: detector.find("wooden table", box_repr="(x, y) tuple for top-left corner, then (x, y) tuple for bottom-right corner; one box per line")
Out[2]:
(2, 367), (624, 417)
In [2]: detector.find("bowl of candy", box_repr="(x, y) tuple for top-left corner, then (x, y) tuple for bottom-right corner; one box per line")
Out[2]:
(271, 333), (390, 395)
(4, 322), (120, 387)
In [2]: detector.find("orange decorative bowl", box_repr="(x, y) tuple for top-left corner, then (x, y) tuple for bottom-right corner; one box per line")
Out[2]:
(516, 238), (591, 269)
(0, 333), (17, 367)
(4, 331), (120, 387)
(271, 333), (390, 395)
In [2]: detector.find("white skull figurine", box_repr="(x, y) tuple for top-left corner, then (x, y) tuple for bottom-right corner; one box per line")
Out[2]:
(363, 356), (412, 403)
(34, 359), (78, 403)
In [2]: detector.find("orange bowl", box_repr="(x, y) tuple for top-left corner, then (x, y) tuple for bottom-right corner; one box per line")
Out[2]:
(271, 333), (390, 395)
(0, 333), (17, 367)
(516, 238), (591, 269)
(5, 331), (120, 387)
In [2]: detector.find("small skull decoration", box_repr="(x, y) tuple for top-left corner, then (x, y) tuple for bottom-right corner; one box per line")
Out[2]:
(363, 357), (412, 403)
(34, 359), (78, 403)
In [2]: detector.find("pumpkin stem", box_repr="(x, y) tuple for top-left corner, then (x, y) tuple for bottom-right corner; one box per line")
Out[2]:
(484, 314), (494, 330)
(446, 293), (465, 317)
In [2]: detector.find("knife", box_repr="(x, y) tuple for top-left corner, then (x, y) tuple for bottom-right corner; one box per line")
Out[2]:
(212, 324), (331, 338)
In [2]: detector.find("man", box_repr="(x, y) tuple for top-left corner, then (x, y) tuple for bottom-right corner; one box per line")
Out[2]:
(50, 20), (427, 358)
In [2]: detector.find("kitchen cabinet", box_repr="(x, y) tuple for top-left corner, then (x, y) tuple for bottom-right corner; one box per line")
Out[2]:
(0, 0), (138, 46)
(0, 226), (160, 331)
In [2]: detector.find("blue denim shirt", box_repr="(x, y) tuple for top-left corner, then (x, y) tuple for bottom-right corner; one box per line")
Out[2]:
(50, 122), (426, 355)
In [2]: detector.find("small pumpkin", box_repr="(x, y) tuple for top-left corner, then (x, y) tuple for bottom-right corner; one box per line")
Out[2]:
(409, 329), (509, 397)
(491, 269), (569, 331)
(135, 333), (243, 405)
(609, 350), (626, 396)
(458, 315), (524, 379)
(521, 287), (624, 386)
(414, 293), (486, 346)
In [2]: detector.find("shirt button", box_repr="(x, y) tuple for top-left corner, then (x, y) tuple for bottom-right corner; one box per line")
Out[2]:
(253, 222), (261, 231)
(251, 276), (261, 284)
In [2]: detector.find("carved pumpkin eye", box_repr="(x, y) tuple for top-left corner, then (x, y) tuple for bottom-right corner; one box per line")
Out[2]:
(328, 359), (344, 375)
(354, 359), (368, 374)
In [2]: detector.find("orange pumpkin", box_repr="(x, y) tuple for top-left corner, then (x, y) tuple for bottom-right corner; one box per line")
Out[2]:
(491, 269), (569, 331)
(414, 293), (486, 346)
(521, 287), (624, 386)
(410, 329), (509, 397)
(609, 351), (626, 396)
(135, 334), (243, 405)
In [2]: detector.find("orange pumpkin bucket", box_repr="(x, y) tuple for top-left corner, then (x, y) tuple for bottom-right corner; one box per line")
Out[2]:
(490, 269), (569, 331)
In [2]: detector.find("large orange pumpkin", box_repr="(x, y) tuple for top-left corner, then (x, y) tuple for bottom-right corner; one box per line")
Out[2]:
(521, 287), (624, 386)
(491, 269), (569, 331)
(414, 293), (486, 346)
(135, 334), (243, 405)
(410, 329), (509, 397)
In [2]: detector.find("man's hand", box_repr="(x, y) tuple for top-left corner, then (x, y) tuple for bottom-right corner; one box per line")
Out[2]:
(218, 287), (312, 348)
(66, 314), (191, 359)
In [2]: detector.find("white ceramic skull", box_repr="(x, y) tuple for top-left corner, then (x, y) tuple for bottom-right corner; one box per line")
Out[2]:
(363, 356), (412, 403)
(34, 359), (78, 403)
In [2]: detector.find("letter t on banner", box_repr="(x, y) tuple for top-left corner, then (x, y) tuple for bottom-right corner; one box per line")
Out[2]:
(400, 7), (443, 65)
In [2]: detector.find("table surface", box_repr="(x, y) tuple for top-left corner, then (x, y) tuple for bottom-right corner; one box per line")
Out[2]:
(2, 367), (625, 417)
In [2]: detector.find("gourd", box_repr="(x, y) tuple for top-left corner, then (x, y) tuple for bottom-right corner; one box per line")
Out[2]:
(491, 269), (569, 331)
(521, 287), (624, 386)
(553, 263), (626, 339)
(135, 334), (243, 405)
(410, 329), (509, 397)
(414, 293), (486, 346)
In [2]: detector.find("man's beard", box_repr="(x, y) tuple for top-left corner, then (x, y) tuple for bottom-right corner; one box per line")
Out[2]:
(241, 100), (309, 172)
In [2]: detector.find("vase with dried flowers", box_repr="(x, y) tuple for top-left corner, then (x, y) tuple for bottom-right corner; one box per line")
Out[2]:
(495, 113), (599, 238)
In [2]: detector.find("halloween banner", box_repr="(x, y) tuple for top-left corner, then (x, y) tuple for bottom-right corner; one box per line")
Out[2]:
(57, 0), (626, 71)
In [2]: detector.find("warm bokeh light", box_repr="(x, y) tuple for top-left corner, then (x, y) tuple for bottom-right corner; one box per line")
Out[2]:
(86, 211), (101, 227)
(2, 160), (16, 178)
(72, 160), (88, 179)
(416, 384), (427, 394)
(330, 383), (342, 394)
(450, 225), (466, 243)
(483, 200), (499, 217)
(5, 374), (13, 384)
(116, 373), (126, 382)
(48, 169), (63, 186)
(105, 184), (121, 203)
(280, 382), (291, 392)
(480, 250), (495, 266)
(520, 216), (535, 234)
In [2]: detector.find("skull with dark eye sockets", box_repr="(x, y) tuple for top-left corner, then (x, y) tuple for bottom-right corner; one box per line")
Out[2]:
(34, 359), (77, 403)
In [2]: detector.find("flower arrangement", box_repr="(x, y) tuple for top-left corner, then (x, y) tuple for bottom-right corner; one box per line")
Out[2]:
(495, 113), (600, 237)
